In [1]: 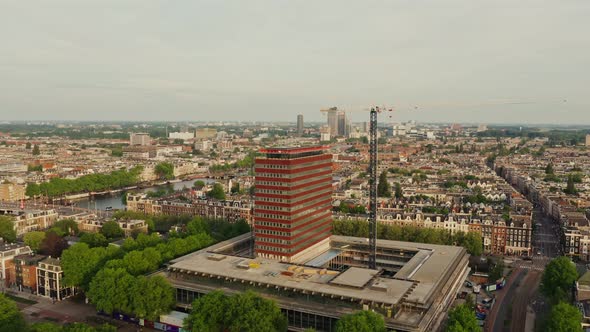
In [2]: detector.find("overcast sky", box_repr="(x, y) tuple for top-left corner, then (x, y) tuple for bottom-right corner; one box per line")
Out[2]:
(0, 1), (589, 124)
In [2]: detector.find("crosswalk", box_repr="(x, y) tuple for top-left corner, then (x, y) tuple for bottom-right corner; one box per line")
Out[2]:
(512, 257), (549, 271)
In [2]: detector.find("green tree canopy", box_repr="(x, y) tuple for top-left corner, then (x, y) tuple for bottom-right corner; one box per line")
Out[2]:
(545, 302), (582, 332)
(29, 322), (117, 332)
(488, 259), (505, 282)
(334, 310), (386, 332)
(24, 231), (46, 251)
(184, 290), (287, 332)
(154, 162), (175, 180)
(545, 162), (554, 175)
(88, 268), (174, 320)
(207, 183), (226, 200)
(333, 219), (482, 256)
(564, 175), (577, 195)
(51, 219), (79, 236)
(445, 303), (479, 332)
(88, 268), (136, 315)
(394, 182), (403, 199)
(541, 257), (578, 303)
(32, 144), (41, 155)
(79, 233), (109, 248)
(0, 216), (17, 243)
(131, 275), (175, 320)
(26, 182), (41, 197)
(100, 221), (124, 239)
(377, 171), (391, 197)
(61, 243), (121, 290)
(193, 180), (206, 189)
(0, 293), (26, 332)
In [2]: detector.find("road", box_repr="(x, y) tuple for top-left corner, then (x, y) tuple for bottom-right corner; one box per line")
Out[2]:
(485, 268), (524, 332)
(510, 270), (541, 332)
(531, 208), (561, 258)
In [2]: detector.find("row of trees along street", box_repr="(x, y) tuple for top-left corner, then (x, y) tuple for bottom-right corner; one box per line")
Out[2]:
(332, 218), (483, 256)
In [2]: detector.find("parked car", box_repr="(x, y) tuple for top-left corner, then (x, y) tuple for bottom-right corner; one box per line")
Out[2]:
(465, 280), (474, 288)
(473, 285), (481, 294)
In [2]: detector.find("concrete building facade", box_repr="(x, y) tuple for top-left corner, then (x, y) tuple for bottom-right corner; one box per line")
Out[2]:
(297, 114), (304, 136)
(129, 133), (150, 146)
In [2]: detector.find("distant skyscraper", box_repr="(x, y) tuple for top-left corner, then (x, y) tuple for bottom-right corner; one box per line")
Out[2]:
(254, 146), (333, 262)
(586, 134), (590, 146)
(337, 111), (347, 136)
(326, 107), (339, 137)
(130, 133), (150, 146)
(297, 114), (304, 136)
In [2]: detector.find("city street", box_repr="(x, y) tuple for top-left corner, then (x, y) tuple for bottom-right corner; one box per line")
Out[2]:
(531, 208), (561, 258)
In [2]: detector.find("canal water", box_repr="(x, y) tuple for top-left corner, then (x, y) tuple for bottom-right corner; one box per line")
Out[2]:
(73, 178), (214, 211)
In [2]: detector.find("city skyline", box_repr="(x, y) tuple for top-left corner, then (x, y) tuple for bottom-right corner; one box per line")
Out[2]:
(1, 1), (589, 124)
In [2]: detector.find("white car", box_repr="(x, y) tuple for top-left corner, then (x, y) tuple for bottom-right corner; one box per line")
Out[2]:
(473, 285), (481, 294)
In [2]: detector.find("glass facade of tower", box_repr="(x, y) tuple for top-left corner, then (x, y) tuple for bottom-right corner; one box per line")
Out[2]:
(254, 146), (333, 261)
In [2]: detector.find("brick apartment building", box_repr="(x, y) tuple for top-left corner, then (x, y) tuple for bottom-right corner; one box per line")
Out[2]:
(254, 146), (333, 262)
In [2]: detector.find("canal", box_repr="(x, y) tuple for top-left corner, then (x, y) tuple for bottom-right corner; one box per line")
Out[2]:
(73, 178), (214, 211)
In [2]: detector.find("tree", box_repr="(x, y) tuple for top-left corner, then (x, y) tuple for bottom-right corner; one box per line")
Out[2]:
(207, 183), (226, 200)
(130, 275), (175, 320)
(0, 216), (16, 243)
(25, 142), (32, 149)
(0, 293), (26, 332)
(52, 219), (79, 236)
(335, 310), (386, 332)
(230, 182), (240, 194)
(226, 291), (287, 332)
(100, 221), (124, 239)
(458, 232), (483, 257)
(61, 244), (121, 290)
(377, 171), (391, 198)
(545, 162), (554, 175)
(30, 322), (63, 332)
(39, 231), (69, 257)
(184, 291), (287, 332)
(79, 233), (108, 248)
(154, 162), (175, 180)
(185, 291), (229, 332)
(26, 182), (41, 197)
(394, 182), (403, 199)
(545, 302), (583, 332)
(88, 268), (136, 315)
(564, 175), (577, 195)
(120, 248), (161, 275)
(193, 180), (206, 190)
(445, 303), (479, 332)
(541, 256), (578, 303)
(111, 148), (123, 157)
(32, 144), (40, 155)
(24, 231), (46, 251)
(488, 260), (504, 282)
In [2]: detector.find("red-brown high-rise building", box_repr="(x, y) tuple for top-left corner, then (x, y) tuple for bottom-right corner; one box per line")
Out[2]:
(254, 146), (333, 262)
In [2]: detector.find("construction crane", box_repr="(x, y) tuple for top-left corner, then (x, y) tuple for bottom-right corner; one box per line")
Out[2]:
(367, 106), (398, 270)
(322, 98), (567, 270)
(322, 105), (407, 270)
